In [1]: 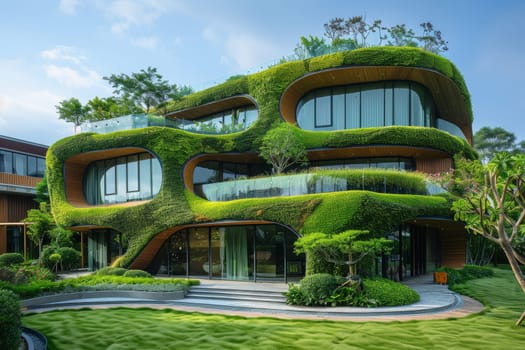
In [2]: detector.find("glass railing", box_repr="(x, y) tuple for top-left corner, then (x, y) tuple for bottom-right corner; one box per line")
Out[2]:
(197, 172), (444, 201)
(81, 113), (257, 135)
(436, 118), (467, 140)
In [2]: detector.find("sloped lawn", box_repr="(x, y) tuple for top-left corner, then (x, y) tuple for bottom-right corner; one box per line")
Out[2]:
(23, 269), (525, 350)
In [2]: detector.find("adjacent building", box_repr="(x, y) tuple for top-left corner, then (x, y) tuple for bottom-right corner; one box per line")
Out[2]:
(0, 135), (47, 257)
(47, 47), (476, 281)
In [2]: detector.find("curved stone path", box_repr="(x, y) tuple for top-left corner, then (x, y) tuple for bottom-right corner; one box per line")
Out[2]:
(23, 275), (484, 322)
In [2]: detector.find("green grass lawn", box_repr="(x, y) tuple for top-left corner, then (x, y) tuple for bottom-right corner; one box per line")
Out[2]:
(23, 269), (525, 350)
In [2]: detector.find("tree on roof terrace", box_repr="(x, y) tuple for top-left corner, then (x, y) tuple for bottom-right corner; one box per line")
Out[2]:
(288, 16), (448, 61)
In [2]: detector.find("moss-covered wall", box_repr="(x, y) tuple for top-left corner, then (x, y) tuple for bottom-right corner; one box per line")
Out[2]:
(47, 47), (475, 267)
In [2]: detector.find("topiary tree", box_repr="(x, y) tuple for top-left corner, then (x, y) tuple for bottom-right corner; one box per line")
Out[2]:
(259, 123), (307, 174)
(295, 230), (393, 277)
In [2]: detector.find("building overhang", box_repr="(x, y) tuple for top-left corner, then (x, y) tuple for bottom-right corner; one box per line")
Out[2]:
(280, 66), (473, 143)
(165, 95), (257, 121)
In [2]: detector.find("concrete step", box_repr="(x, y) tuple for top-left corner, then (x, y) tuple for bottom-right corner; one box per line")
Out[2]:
(187, 286), (287, 304)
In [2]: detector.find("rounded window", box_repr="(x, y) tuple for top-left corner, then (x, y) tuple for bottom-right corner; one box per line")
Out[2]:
(84, 152), (162, 205)
(296, 81), (433, 131)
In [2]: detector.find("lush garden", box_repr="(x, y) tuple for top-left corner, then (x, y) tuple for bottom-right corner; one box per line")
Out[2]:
(20, 267), (525, 350)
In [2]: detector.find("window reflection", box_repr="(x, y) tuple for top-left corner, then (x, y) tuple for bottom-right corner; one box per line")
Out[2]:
(297, 81), (432, 131)
(83, 152), (162, 205)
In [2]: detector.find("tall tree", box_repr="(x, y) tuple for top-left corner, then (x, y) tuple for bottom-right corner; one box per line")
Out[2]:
(104, 66), (180, 113)
(86, 96), (141, 121)
(417, 22), (448, 54)
(451, 153), (525, 326)
(24, 202), (54, 260)
(259, 124), (307, 174)
(474, 126), (517, 163)
(293, 35), (330, 59)
(55, 97), (89, 133)
(387, 24), (417, 47)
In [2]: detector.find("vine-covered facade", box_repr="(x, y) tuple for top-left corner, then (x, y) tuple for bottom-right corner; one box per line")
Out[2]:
(47, 47), (475, 282)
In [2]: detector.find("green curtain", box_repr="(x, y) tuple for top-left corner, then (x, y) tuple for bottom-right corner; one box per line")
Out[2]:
(221, 227), (249, 280)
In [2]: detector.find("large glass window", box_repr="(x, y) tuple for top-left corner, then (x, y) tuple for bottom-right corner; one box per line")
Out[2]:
(149, 224), (304, 282)
(83, 152), (162, 205)
(173, 106), (258, 134)
(297, 81), (433, 131)
(0, 150), (45, 177)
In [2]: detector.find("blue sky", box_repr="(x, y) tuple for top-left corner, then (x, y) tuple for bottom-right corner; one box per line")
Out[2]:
(1, 0), (524, 146)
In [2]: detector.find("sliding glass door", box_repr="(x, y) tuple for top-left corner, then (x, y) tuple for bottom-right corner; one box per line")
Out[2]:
(150, 224), (304, 282)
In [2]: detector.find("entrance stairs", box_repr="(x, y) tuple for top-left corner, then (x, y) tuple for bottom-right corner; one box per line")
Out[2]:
(173, 280), (289, 310)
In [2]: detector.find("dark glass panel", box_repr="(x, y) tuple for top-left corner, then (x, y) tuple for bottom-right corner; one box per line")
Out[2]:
(393, 82), (410, 125)
(127, 155), (139, 192)
(36, 158), (46, 177)
(188, 227), (209, 276)
(315, 90), (332, 128)
(193, 161), (220, 184)
(27, 156), (37, 177)
(13, 153), (27, 175)
(0, 150), (12, 174)
(361, 83), (384, 127)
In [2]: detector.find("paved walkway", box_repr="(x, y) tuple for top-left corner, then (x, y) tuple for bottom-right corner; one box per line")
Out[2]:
(25, 274), (484, 321)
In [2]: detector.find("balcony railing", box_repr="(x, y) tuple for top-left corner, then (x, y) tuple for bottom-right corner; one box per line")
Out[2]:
(196, 171), (446, 201)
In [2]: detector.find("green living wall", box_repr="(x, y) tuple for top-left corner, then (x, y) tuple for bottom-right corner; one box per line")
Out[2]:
(47, 47), (475, 267)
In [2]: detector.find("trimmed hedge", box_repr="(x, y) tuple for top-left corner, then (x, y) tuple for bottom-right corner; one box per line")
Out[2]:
(0, 253), (24, 267)
(0, 288), (21, 350)
(438, 264), (494, 286)
(363, 278), (420, 306)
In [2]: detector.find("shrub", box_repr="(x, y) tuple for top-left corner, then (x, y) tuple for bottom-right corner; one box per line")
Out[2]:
(363, 278), (420, 306)
(297, 273), (344, 306)
(0, 289), (21, 350)
(95, 267), (127, 276)
(41, 246), (80, 271)
(0, 253), (24, 267)
(57, 247), (81, 271)
(123, 269), (152, 278)
(437, 264), (494, 286)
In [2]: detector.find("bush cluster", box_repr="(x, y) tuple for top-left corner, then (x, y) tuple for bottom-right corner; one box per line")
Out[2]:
(0, 288), (21, 350)
(284, 274), (419, 307)
(363, 278), (420, 306)
(41, 246), (81, 271)
(0, 253), (24, 267)
(437, 264), (494, 286)
(95, 267), (128, 276)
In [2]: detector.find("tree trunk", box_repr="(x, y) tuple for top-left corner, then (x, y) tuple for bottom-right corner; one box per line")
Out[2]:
(500, 240), (525, 326)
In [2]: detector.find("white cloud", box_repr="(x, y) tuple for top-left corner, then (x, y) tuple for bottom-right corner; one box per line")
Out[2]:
(59, 0), (80, 15)
(225, 33), (279, 70)
(44, 65), (102, 88)
(102, 0), (176, 34)
(41, 45), (86, 65)
(131, 36), (159, 50)
(202, 24), (281, 71)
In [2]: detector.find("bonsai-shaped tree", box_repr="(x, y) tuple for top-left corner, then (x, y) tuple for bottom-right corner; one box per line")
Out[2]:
(259, 123), (307, 174)
(295, 230), (392, 277)
(452, 153), (525, 326)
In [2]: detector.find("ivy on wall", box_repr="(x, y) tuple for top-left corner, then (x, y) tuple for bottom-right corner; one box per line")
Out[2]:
(47, 46), (474, 268)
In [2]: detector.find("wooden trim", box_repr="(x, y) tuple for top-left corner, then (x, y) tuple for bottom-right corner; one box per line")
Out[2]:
(129, 220), (273, 270)
(0, 173), (42, 188)
(166, 95), (257, 121)
(183, 152), (264, 192)
(183, 147), (452, 194)
(280, 66), (472, 142)
(64, 147), (153, 208)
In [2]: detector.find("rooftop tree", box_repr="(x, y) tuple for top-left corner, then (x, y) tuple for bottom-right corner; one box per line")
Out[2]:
(55, 97), (90, 134)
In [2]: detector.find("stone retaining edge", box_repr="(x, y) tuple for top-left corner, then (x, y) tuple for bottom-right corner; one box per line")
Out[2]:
(22, 290), (185, 307)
